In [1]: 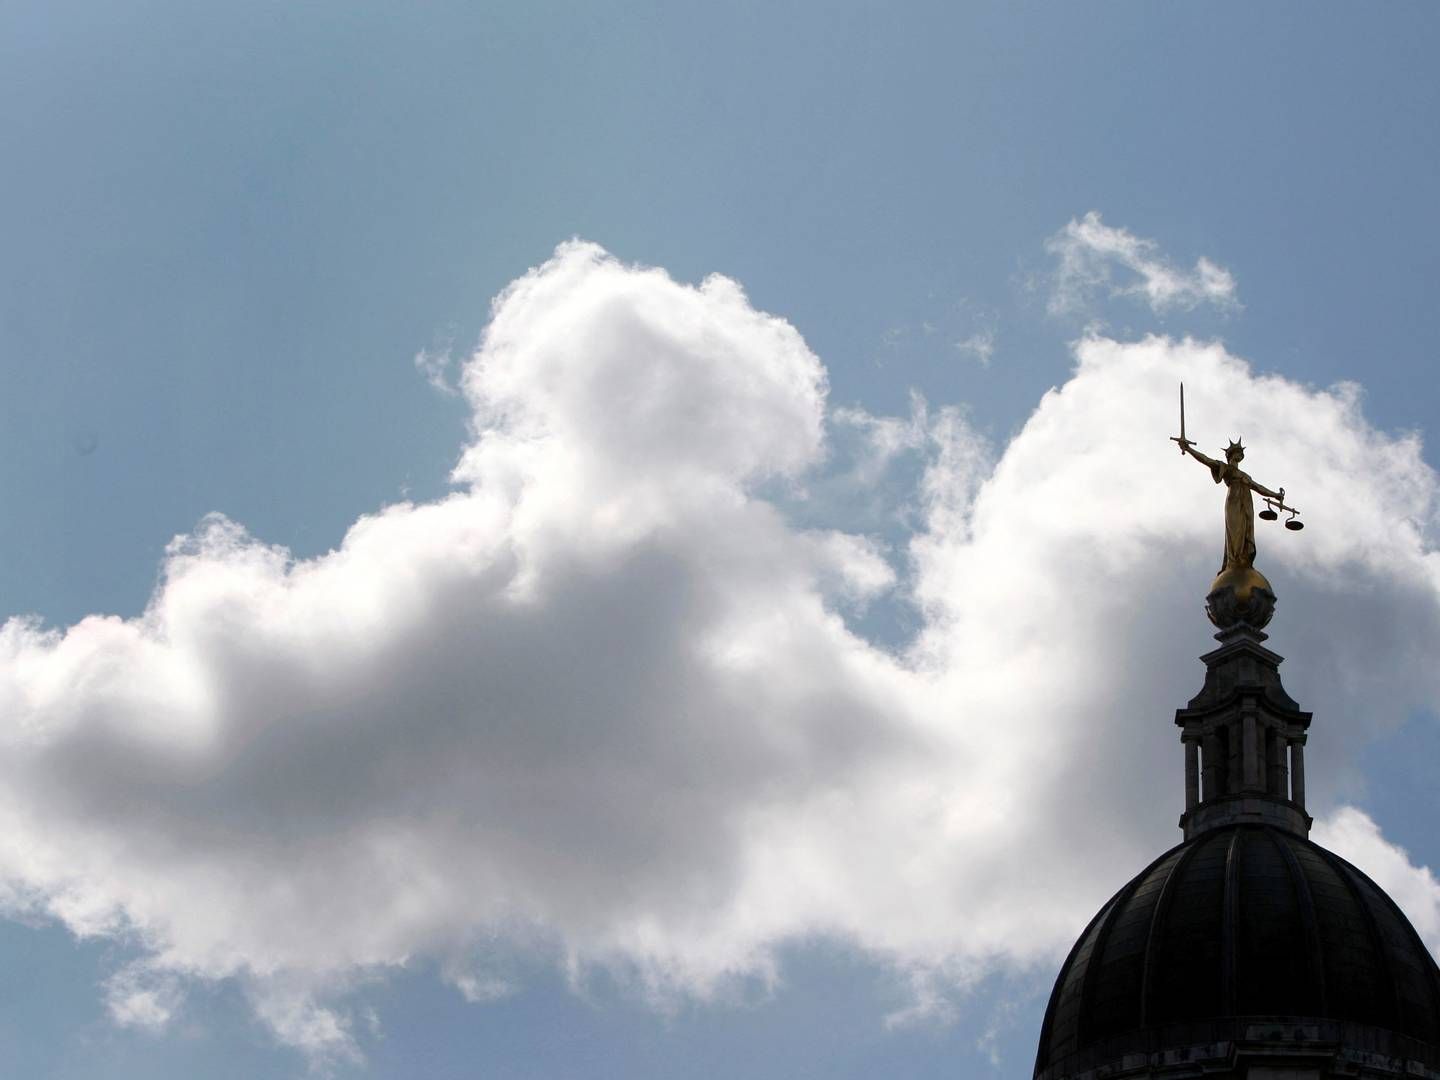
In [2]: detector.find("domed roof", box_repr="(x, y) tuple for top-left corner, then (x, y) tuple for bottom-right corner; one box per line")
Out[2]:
(1034, 823), (1440, 1079)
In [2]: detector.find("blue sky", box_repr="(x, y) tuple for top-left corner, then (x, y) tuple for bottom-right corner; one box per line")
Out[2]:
(3, 4), (1440, 1077)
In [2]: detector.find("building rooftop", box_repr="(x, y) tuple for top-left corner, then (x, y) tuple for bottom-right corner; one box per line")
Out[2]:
(1034, 822), (1440, 1078)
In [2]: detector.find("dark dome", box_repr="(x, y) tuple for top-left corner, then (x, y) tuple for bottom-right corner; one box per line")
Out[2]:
(1035, 823), (1440, 1079)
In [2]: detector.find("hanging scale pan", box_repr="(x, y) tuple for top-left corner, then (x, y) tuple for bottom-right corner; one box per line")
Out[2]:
(1258, 506), (1279, 521)
(1285, 516), (1305, 531)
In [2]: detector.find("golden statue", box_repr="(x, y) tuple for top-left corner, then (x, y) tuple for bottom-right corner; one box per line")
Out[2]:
(1177, 438), (1281, 574)
(1170, 384), (1302, 613)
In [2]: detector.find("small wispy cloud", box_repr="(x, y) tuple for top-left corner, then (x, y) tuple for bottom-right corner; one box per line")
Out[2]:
(414, 346), (459, 395)
(878, 302), (998, 369)
(450, 972), (516, 1004)
(954, 328), (996, 366)
(105, 965), (184, 1032)
(414, 326), (464, 395)
(250, 985), (363, 1069)
(1045, 211), (1239, 317)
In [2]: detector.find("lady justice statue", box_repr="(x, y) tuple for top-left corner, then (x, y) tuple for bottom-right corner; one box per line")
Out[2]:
(1171, 384), (1303, 630)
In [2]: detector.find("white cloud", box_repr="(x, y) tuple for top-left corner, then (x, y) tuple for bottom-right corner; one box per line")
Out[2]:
(3, 241), (1440, 1065)
(1046, 211), (1240, 316)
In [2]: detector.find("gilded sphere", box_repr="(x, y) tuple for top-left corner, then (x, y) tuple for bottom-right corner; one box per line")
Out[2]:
(1206, 565), (1276, 629)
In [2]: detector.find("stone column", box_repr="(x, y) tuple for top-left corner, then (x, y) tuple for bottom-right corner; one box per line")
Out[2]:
(1185, 738), (1200, 810)
(1290, 740), (1306, 808)
(1203, 730), (1222, 799)
(1243, 711), (1260, 790)
(1267, 728), (1287, 797)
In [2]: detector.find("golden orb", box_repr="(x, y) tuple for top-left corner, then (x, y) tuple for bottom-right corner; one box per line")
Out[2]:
(1208, 564), (1272, 603)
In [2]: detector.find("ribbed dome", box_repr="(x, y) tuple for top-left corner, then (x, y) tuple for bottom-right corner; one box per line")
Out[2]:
(1035, 823), (1440, 1078)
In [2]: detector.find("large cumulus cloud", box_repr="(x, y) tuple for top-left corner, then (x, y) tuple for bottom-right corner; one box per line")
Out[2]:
(2, 240), (1439, 1064)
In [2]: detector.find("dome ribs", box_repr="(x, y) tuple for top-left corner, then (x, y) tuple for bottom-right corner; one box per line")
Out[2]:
(1221, 827), (1243, 1016)
(1036, 841), (1195, 1071)
(1260, 824), (1327, 1015)
(1082, 852), (1169, 1054)
(1147, 828), (1229, 1026)
(1356, 862), (1440, 1044)
(1325, 850), (1440, 1042)
(1036, 827), (1440, 1077)
(1033, 892), (1118, 1071)
(1138, 829), (1204, 1027)
(1293, 841), (1394, 1028)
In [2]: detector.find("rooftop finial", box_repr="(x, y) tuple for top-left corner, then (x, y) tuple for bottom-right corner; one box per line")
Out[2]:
(1169, 383), (1304, 629)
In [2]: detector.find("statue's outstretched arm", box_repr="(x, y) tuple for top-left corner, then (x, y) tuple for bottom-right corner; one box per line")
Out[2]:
(1181, 442), (1220, 469)
(1248, 478), (1283, 501)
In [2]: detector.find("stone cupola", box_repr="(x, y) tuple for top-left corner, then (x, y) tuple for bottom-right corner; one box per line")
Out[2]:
(1174, 620), (1312, 841)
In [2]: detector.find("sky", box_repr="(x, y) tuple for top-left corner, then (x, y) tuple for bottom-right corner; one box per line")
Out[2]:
(3, 3), (1440, 1077)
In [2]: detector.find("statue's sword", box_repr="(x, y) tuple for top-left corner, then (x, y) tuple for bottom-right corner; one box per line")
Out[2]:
(1170, 382), (1188, 453)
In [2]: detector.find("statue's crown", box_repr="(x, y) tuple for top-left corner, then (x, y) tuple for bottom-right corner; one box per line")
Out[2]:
(1226, 438), (1245, 454)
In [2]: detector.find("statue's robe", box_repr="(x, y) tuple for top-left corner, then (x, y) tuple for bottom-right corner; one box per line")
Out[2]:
(1210, 461), (1256, 571)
